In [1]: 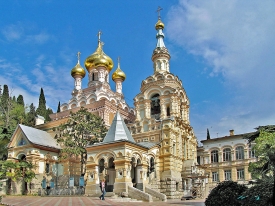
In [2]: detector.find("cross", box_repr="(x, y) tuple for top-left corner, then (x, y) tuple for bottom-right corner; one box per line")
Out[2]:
(117, 56), (120, 65)
(156, 6), (163, 19)
(97, 30), (102, 41)
(77, 51), (81, 62)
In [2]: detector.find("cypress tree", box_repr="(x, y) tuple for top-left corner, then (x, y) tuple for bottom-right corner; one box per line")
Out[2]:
(57, 101), (61, 113)
(45, 108), (53, 122)
(207, 128), (211, 140)
(36, 88), (47, 118)
(17, 95), (24, 106)
(26, 103), (36, 126)
(1, 85), (9, 110)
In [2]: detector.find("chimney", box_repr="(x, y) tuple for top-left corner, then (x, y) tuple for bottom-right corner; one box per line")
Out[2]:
(229, 129), (234, 136)
(35, 115), (45, 126)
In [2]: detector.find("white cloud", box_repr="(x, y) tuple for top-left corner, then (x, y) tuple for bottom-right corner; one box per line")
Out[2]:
(167, 0), (275, 139)
(2, 24), (23, 41)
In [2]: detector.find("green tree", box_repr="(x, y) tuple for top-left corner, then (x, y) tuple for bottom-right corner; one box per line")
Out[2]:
(0, 160), (36, 195)
(205, 181), (247, 206)
(55, 107), (107, 175)
(45, 108), (53, 122)
(26, 103), (36, 127)
(245, 126), (275, 206)
(57, 101), (61, 113)
(17, 94), (25, 106)
(36, 88), (47, 119)
(207, 128), (210, 140)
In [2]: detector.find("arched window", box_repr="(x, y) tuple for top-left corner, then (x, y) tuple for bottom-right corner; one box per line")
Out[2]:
(92, 73), (95, 81)
(235, 146), (244, 160)
(151, 94), (160, 119)
(166, 106), (170, 117)
(150, 157), (155, 173)
(211, 150), (219, 163)
(223, 148), (231, 161)
(99, 159), (105, 173)
(108, 157), (115, 169)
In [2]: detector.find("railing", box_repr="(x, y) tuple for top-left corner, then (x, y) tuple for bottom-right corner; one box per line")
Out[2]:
(145, 186), (167, 202)
(128, 186), (152, 202)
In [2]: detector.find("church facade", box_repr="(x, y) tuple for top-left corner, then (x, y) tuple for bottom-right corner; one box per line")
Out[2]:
(6, 14), (204, 200)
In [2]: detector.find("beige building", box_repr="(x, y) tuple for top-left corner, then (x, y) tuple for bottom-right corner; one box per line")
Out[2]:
(197, 130), (257, 191)
(5, 14), (203, 200)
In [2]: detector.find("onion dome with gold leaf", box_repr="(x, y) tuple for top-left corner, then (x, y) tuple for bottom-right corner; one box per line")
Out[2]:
(112, 58), (126, 82)
(71, 52), (86, 78)
(155, 18), (165, 30)
(84, 33), (114, 73)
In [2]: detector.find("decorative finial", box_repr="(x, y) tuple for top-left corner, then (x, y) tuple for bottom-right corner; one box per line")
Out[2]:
(157, 6), (163, 20)
(97, 30), (102, 42)
(117, 56), (120, 68)
(77, 52), (81, 63)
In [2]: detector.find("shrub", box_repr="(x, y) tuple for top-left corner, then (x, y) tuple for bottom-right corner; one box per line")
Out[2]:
(205, 181), (247, 206)
(240, 177), (273, 206)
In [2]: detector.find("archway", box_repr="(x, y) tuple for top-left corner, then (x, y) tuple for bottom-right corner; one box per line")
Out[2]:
(106, 157), (115, 192)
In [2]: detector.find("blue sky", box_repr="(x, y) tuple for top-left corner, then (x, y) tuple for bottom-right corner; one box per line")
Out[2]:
(1, 0), (275, 141)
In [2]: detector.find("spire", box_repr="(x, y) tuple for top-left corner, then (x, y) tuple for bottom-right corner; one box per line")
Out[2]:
(152, 7), (170, 73)
(103, 111), (135, 143)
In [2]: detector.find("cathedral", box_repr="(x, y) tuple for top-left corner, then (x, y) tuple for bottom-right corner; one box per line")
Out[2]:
(6, 12), (205, 201)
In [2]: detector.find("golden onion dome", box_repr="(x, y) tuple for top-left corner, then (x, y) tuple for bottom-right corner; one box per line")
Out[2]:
(71, 52), (86, 78)
(84, 41), (114, 73)
(155, 19), (165, 30)
(112, 59), (126, 82)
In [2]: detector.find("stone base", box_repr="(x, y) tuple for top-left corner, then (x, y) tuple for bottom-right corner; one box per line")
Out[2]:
(85, 183), (101, 196)
(113, 182), (133, 194)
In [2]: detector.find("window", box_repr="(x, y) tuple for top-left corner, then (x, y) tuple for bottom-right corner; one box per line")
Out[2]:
(237, 169), (245, 180)
(197, 156), (201, 165)
(212, 172), (219, 182)
(18, 138), (26, 146)
(150, 94), (160, 119)
(223, 148), (231, 161)
(166, 106), (170, 117)
(249, 145), (255, 158)
(224, 170), (232, 180)
(45, 163), (50, 173)
(211, 150), (219, 163)
(235, 146), (244, 160)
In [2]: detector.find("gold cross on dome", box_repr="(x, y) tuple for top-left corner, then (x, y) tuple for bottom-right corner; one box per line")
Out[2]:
(97, 30), (102, 41)
(156, 6), (163, 19)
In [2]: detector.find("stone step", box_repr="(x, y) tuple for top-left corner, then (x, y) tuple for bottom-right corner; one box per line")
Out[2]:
(110, 197), (143, 202)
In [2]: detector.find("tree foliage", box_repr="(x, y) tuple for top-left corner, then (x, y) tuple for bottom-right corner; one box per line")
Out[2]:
(57, 101), (61, 113)
(205, 181), (247, 206)
(16, 94), (24, 106)
(26, 103), (36, 127)
(55, 107), (107, 175)
(240, 178), (273, 206)
(36, 88), (47, 119)
(0, 160), (36, 183)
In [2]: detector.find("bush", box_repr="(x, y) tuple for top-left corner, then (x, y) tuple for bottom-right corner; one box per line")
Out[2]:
(240, 178), (273, 206)
(205, 181), (247, 206)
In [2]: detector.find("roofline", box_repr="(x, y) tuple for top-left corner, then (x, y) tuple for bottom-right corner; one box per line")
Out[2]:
(201, 132), (256, 143)
(86, 139), (159, 150)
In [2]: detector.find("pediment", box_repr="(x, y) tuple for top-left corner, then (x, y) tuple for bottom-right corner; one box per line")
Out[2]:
(9, 126), (31, 148)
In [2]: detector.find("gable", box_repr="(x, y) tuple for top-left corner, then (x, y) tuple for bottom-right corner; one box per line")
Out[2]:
(9, 127), (31, 148)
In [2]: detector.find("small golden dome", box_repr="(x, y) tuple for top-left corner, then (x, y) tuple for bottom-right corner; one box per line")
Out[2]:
(112, 60), (126, 82)
(155, 19), (165, 30)
(71, 52), (86, 78)
(85, 41), (114, 73)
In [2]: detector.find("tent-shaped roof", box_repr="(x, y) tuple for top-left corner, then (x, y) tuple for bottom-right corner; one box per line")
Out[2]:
(103, 112), (135, 143)
(11, 124), (61, 149)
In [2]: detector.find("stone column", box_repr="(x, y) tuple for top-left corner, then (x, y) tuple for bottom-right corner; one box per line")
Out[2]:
(144, 100), (151, 119)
